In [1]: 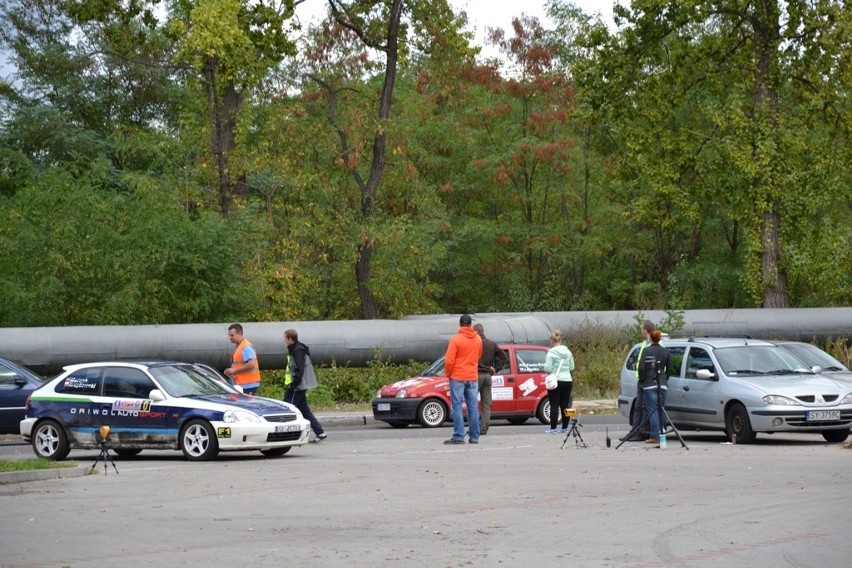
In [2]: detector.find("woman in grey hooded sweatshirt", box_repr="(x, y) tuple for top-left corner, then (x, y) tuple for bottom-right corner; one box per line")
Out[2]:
(544, 329), (575, 433)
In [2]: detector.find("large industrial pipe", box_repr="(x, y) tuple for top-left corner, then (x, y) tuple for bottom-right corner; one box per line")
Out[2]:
(1, 309), (849, 375)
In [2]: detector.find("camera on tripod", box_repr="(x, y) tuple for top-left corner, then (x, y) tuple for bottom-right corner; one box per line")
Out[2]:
(560, 407), (586, 448)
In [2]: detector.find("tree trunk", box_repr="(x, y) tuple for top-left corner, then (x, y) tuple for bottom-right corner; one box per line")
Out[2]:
(339, 0), (403, 319)
(750, 1), (790, 308)
(203, 56), (244, 217)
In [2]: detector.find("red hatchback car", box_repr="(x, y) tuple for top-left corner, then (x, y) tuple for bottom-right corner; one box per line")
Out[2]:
(372, 344), (553, 428)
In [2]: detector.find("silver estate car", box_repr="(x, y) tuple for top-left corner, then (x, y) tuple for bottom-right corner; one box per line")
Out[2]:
(773, 341), (852, 388)
(617, 337), (852, 443)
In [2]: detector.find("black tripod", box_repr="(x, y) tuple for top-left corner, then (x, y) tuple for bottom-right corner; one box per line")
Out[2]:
(616, 376), (688, 450)
(560, 409), (587, 449)
(90, 431), (119, 475)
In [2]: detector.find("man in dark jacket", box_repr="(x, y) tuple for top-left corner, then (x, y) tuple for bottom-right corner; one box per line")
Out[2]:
(473, 324), (509, 435)
(284, 329), (326, 442)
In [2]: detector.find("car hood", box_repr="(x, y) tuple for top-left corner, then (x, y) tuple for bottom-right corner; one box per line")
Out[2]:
(820, 370), (852, 388)
(380, 375), (447, 396)
(187, 394), (295, 414)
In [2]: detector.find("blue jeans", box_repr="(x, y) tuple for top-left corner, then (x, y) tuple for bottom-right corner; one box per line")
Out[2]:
(644, 386), (667, 438)
(449, 379), (480, 441)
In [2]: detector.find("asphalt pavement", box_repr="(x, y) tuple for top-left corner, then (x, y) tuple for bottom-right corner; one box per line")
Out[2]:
(0, 399), (617, 484)
(3, 412), (852, 568)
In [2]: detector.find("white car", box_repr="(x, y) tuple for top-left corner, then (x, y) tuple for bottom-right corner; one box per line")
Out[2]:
(20, 361), (310, 461)
(617, 337), (852, 443)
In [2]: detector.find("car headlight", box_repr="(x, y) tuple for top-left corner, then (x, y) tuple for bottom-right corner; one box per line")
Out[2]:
(395, 389), (408, 398)
(223, 409), (263, 423)
(375, 389), (382, 399)
(762, 395), (797, 405)
(840, 393), (852, 405)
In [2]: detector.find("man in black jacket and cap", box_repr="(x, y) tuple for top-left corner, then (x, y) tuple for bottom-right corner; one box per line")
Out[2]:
(473, 323), (509, 435)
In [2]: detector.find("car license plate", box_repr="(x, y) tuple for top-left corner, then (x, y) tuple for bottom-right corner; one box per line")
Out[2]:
(806, 410), (840, 421)
(377, 403), (390, 411)
(275, 424), (301, 433)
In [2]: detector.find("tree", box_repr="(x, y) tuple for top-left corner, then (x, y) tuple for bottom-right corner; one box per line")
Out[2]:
(168, 0), (300, 216)
(571, 0), (852, 308)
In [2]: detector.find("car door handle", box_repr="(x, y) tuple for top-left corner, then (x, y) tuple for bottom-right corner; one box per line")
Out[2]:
(683, 386), (690, 391)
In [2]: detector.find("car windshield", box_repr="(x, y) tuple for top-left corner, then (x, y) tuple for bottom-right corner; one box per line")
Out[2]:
(149, 364), (238, 397)
(778, 344), (848, 372)
(420, 357), (446, 377)
(713, 345), (815, 376)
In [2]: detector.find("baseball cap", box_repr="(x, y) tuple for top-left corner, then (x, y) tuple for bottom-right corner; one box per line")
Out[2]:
(459, 314), (472, 326)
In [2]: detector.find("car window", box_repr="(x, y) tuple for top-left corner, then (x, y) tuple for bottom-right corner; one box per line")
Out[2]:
(515, 349), (547, 373)
(714, 345), (810, 375)
(421, 357), (445, 377)
(494, 349), (511, 375)
(56, 368), (102, 395)
(667, 346), (686, 377)
(685, 347), (714, 379)
(625, 346), (641, 371)
(149, 364), (235, 397)
(0, 361), (20, 388)
(102, 367), (155, 399)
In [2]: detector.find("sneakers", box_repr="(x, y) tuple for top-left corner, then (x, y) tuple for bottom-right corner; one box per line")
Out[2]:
(443, 438), (465, 445)
(311, 433), (328, 443)
(468, 439), (479, 444)
(545, 428), (558, 434)
(559, 427), (569, 434)
(645, 438), (659, 444)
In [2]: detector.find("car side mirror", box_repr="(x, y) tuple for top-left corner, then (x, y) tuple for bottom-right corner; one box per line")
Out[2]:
(15, 376), (27, 387)
(234, 384), (244, 393)
(811, 365), (823, 374)
(149, 389), (166, 402)
(696, 369), (717, 381)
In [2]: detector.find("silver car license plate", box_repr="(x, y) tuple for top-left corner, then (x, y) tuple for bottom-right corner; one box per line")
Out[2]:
(377, 403), (390, 411)
(806, 410), (840, 421)
(275, 424), (301, 433)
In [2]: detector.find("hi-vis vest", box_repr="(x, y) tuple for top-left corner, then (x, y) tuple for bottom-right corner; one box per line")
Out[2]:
(232, 339), (261, 386)
(635, 340), (649, 377)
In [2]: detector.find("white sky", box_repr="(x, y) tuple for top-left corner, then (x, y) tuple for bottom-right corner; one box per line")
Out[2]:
(1, 1), (617, 81)
(294, 0), (616, 40)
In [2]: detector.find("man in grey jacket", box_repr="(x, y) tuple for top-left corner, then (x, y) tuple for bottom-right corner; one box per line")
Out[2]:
(284, 329), (326, 442)
(474, 324), (509, 435)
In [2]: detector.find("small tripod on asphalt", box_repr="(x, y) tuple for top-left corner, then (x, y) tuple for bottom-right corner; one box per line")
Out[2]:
(616, 359), (688, 450)
(560, 408), (587, 449)
(90, 425), (119, 475)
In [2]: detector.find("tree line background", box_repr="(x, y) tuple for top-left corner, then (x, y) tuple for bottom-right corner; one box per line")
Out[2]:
(1, 0), (850, 330)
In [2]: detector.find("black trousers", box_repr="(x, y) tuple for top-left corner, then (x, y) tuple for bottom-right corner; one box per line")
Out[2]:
(285, 389), (325, 436)
(632, 387), (650, 436)
(548, 381), (573, 429)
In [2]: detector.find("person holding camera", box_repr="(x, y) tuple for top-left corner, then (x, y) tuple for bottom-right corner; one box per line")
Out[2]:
(621, 320), (655, 442)
(639, 329), (674, 445)
(544, 329), (575, 434)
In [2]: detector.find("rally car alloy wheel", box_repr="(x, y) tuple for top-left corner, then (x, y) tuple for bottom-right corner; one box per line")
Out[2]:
(32, 419), (70, 461)
(180, 419), (219, 461)
(417, 398), (447, 428)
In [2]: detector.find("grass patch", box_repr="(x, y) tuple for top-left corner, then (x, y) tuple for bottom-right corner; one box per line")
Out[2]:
(0, 458), (77, 473)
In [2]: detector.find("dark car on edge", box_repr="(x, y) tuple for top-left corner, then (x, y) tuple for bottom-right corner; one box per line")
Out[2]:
(0, 356), (46, 434)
